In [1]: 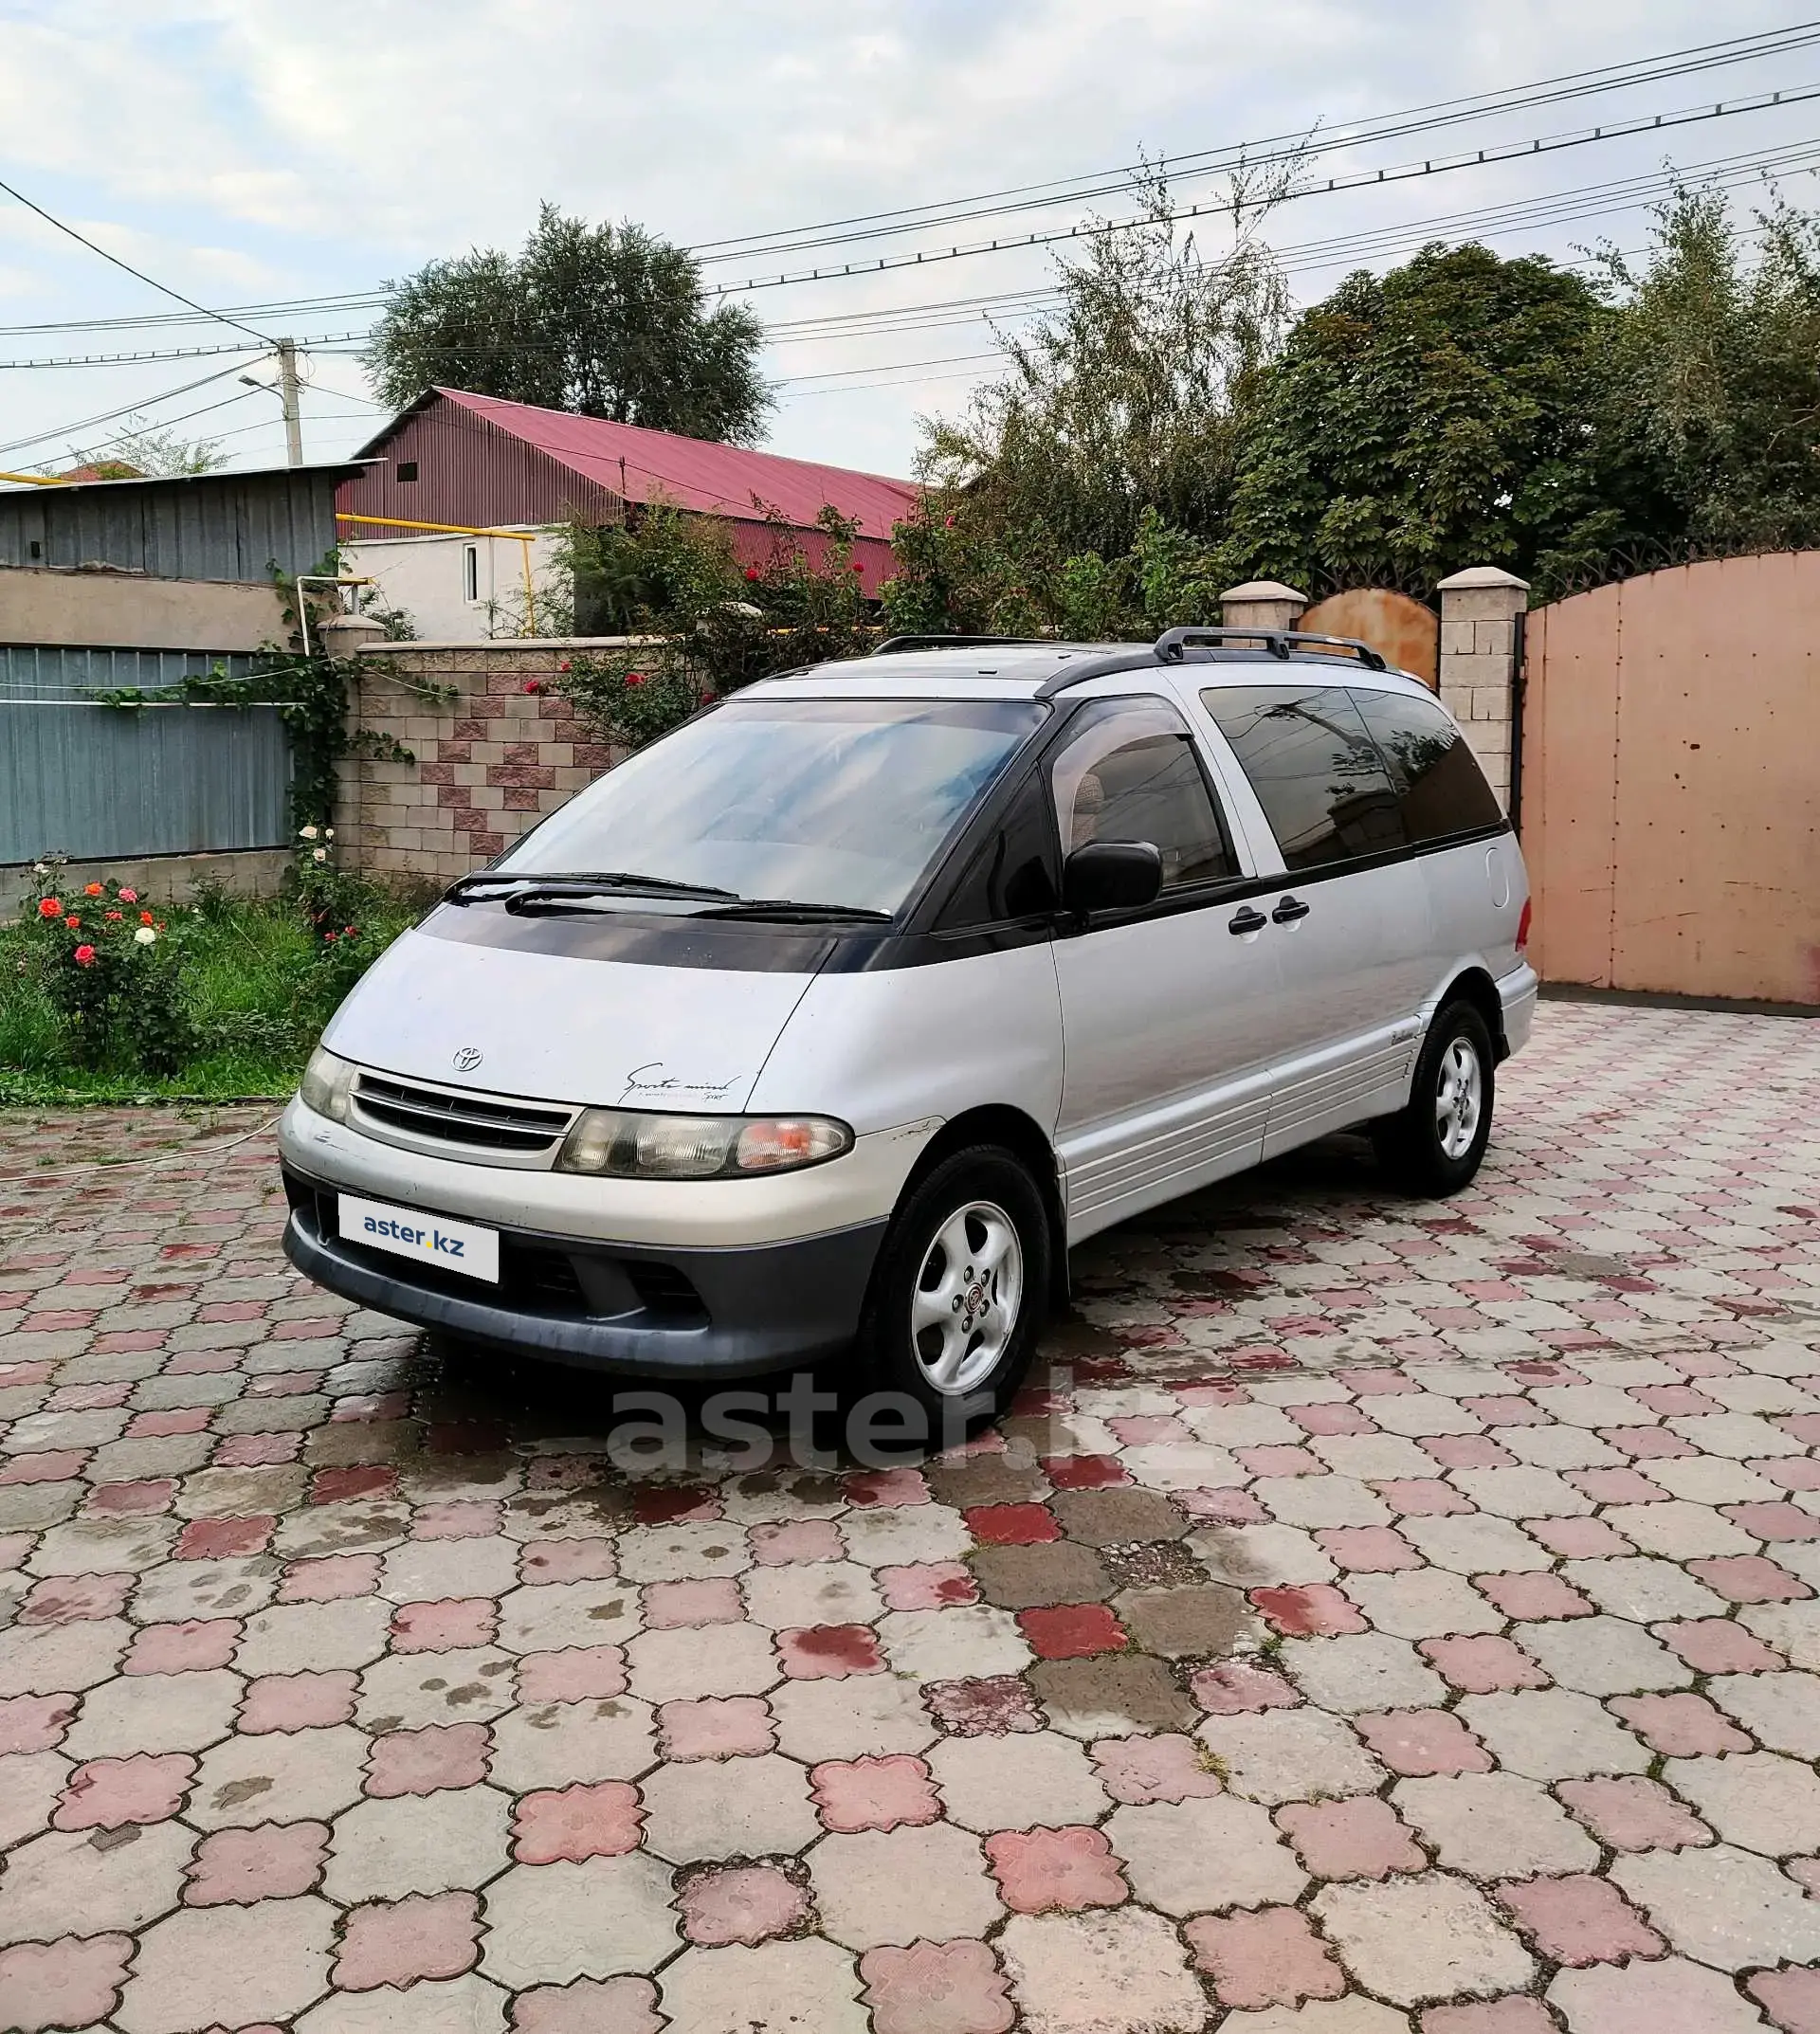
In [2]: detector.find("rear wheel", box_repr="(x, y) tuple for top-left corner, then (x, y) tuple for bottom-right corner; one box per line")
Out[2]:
(1373, 999), (1496, 1196)
(859, 1145), (1051, 1434)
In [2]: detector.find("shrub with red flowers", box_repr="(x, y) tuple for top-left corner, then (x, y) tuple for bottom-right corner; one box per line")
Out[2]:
(16, 860), (191, 1072)
(555, 499), (880, 750)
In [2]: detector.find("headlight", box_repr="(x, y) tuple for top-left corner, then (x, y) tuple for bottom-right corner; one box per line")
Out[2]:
(555, 1109), (851, 1179)
(300, 1045), (356, 1123)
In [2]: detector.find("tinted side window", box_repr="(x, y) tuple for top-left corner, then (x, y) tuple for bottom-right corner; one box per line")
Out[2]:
(1201, 685), (1407, 871)
(938, 771), (1060, 929)
(1350, 687), (1503, 844)
(1050, 699), (1233, 890)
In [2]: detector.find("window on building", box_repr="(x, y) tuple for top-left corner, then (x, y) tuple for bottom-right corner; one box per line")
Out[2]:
(1202, 684), (1407, 872)
(463, 544), (480, 604)
(396, 461), (419, 482)
(1349, 687), (1503, 844)
(1049, 698), (1234, 891)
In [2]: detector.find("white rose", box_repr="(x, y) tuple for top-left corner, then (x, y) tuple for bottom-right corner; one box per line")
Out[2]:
(312, 847), (327, 863)
(134, 925), (157, 945)
(299, 825), (319, 840)
(324, 826), (336, 839)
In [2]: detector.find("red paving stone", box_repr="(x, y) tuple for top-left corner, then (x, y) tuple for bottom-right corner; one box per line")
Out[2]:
(1186, 1904), (1348, 2008)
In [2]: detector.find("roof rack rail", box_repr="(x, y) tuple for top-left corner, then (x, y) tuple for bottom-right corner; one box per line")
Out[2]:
(870, 634), (1055, 657)
(1153, 625), (1387, 672)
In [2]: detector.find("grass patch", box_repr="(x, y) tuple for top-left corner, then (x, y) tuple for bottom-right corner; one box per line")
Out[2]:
(1, 884), (420, 1104)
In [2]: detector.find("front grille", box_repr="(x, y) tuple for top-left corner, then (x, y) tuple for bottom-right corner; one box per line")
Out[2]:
(352, 1072), (573, 1156)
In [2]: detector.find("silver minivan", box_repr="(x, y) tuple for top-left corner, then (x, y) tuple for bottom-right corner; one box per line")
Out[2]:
(282, 627), (1536, 1422)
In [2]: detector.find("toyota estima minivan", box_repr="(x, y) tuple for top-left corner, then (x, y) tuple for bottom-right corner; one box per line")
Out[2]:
(282, 625), (1536, 1424)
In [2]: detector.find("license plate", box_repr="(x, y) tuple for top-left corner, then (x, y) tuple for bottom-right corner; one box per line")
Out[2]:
(338, 1193), (500, 1282)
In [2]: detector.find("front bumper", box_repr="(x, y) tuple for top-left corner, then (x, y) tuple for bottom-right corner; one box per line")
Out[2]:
(282, 1167), (886, 1377)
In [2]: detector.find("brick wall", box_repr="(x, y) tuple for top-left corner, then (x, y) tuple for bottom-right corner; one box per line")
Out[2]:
(338, 641), (637, 883)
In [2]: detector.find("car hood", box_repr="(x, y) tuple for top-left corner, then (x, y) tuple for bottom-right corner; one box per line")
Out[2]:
(322, 925), (819, 1112)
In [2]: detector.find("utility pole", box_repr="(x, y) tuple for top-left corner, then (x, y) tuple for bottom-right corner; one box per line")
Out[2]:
(278, 338), (302, 467)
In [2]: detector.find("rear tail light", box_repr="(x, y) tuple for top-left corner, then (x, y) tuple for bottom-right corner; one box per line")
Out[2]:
(1515, 899), (1533, 954)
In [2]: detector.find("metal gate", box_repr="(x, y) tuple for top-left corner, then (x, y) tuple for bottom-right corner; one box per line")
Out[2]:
(1520, 554), (1820, 1006)
(0, 647), (290, 865)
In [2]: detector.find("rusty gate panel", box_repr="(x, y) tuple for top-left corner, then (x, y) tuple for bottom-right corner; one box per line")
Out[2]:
(1299, 589), (1440, 687)
(1521, 554), (1820, 1005)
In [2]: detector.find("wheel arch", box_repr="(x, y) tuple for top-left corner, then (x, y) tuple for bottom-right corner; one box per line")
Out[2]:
(1436, 966), (1509, 1062)
(899, 1103), (1069, 1306)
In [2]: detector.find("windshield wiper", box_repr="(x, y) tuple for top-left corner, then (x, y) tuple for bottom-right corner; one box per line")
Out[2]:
(692, 898), (896, 924)
(444, 869), (741, 909)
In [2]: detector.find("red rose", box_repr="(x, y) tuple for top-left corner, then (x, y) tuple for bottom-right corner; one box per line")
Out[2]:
(522, 679), (543, 695)
(743, 567), (760, 582)
(625, 672), (646, 687)
(323, 930), (338, 943)
(944, 513), (956, 528)
(73, 944), (96, 966)
(344, 925), (359, 937)
(850, 561), (864, 573)
(105, 910), (122, 921)
(83, 882), (103, 897)
(64, 915), (80, 930)
(37, 898), (60, 918)
(139, 911), (155, 925)
(558, 659), (572, 672)
(118, 888), (137, 902)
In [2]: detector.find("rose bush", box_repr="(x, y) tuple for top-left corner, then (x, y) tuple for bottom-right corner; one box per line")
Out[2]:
(17, 861), (191, 1073)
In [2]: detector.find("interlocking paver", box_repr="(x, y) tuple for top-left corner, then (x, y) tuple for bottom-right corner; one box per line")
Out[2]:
(1549, 1955), (1769, 2032)
(1313, 1874), (1536, 2006)
(2, 1006), (1815, 2029)
(1393, 1772), (1599, 1877)
(1611, 1842), (1820, 1970)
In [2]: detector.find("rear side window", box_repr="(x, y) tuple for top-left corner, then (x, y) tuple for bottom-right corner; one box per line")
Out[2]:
(1350, 687), (1503, 844)
(1049, 698), (1234, 891)
(1201, 684), (1407, 872)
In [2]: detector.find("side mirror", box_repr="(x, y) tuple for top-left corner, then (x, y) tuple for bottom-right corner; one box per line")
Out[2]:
(1063, 840), (1163, 917)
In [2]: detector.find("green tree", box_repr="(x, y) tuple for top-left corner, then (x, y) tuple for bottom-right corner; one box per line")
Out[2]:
(1589, 183), (1820, 560)
(1221, 243), (1637, 593)
(369, 205), (772, 444)
(885, 172), (1286, 638)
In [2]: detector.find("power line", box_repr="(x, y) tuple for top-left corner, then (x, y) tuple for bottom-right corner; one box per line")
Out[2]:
(0, 175), (275, 345)
(0, 361), (256, 459)
(692, 24), (1820, 263)
(701, 80), (1820, 298)
(1, 21), (1810, 346)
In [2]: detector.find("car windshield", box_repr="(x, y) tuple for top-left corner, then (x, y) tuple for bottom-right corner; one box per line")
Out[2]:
(495, 695), (1046, 916)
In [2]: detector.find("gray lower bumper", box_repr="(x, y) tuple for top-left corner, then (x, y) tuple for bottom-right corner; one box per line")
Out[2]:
(282, 1166), (886, 1378)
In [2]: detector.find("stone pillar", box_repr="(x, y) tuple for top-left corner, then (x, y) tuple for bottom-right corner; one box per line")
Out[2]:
(1436, 565), (1527, 811)
(1220, 580), (1308, 636)
(317, 612), (387, 660)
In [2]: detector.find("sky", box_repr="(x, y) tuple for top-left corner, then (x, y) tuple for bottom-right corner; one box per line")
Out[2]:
(1, 0), (1817, 484)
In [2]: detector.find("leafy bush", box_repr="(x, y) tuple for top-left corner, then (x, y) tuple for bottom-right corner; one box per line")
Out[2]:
(555, 499), (879, 748)
(1, 863), (418, 1102)
(16, 863), (191, 1073)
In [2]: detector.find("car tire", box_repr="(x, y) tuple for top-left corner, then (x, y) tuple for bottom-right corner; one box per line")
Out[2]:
(1373, 999), (1497, 1197)
(858, 1145), (1051, 1438)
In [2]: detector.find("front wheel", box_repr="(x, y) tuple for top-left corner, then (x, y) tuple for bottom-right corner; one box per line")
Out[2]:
(1373, 1000), (1496, 1196)
(858, 1145), (1051, 1433)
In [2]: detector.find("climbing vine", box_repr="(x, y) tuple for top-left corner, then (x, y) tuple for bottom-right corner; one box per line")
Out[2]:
(89, 554), (454, 829)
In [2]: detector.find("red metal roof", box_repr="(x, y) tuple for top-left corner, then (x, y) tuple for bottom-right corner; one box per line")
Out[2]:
(421, 390), (921, 541)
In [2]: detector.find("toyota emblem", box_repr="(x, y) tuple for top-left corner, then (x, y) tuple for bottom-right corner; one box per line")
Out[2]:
(452, 1045), (483, 1073)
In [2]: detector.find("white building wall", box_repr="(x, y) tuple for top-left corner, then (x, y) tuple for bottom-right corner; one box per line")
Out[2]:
(340, 531), (568, 642)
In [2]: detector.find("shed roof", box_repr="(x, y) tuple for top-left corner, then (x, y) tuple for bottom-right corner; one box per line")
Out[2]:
(355, 390), (920, 541)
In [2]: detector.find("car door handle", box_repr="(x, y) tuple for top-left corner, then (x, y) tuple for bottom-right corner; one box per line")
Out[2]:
(1228, 906), (1268, 935)
(1272, 896), (1311, 923)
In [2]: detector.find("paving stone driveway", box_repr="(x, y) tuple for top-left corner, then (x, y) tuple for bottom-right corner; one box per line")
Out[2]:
(3, 999), (1819, 2034)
